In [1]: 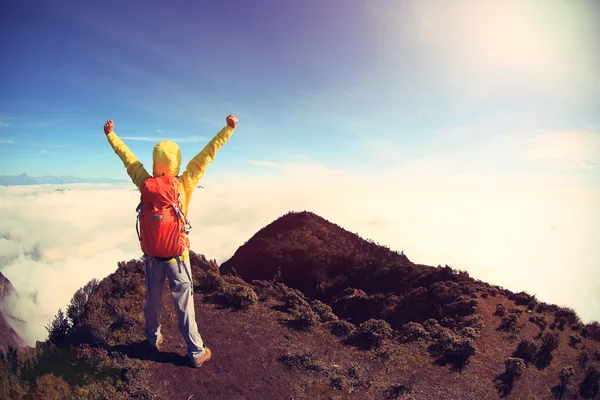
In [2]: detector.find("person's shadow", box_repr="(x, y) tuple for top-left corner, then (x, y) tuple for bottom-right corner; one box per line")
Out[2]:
(110, 340), (190, 367)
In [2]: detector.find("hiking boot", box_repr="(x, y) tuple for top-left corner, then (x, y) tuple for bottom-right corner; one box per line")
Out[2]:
(149, 333), (164, 352)
(191, 347), (212, 368)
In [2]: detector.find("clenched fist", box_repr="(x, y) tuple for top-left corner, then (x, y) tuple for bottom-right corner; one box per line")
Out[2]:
(104, 120), (114, 135)
(226, 114), (238, 129)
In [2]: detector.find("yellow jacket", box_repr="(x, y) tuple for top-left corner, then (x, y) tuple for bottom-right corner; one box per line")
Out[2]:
(106, 125), (235, 258)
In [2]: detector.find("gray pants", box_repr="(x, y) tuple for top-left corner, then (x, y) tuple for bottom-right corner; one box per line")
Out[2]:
(143, 255), (206, 361)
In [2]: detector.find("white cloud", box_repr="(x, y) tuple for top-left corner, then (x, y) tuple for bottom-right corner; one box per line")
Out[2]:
(121, 135), (208, 143)
(24, 120), (55, 128)
(248, 160), (344, 177)
(0, 184), (141, 345)
(0, 176), (598, 346)
(521, 131), (600, 170)
(367, 125), (599, 190)
(0, 139), (14, 144)
(0, 117), (14, 129)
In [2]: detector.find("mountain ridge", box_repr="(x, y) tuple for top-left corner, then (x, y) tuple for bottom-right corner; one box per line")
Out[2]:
(0, 173), (128, 186)
(1, 211), (599, 399)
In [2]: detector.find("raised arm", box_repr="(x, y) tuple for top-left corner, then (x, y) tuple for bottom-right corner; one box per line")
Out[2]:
(104, 120), (151, 191)
(180, 115), (237, 194)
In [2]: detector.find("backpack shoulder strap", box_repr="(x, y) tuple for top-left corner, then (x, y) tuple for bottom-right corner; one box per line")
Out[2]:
(135, 200), (144, 241)
(171, 178), (192, 234)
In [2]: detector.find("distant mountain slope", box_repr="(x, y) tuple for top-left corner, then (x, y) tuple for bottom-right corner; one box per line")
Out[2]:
(1, 212), (599, 399)
(0, 272), (15, 300)
(0, 173), (127, 186)
(0, 311), (26, 353)
(0, 272), (27, 353)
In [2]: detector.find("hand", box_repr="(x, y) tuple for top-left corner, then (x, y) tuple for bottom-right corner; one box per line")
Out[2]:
(226, 114), (238, 129)
(104, 120), (114, 135)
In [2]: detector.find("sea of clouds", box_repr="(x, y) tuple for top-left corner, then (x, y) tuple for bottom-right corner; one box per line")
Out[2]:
(0, 178), (598, 346)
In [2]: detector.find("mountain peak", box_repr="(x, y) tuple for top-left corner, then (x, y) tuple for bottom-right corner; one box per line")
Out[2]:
(220, 211), (410, 298)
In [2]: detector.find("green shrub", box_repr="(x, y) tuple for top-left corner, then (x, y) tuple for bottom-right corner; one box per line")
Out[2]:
(578, 350), (591, 369)
(428, 327), (477, 368)
(558, 317), (568, 331)
(222, 274), (248, 286)
(327, 320), (356, 337)
(569, 334), (582, 348)
(536, 302), (552, 314)
(283, 291), (310, 312)
(457, 314), (485, 333)
(529, 315), (547, 333)
(330, 376), (345, 390)
(387, 381), (414, 399)
(540, 332), (560, 352)
(428, 327), (454, 352)
(579, 365), (600, 399)
(535, 332), (560, 369)
(278, 353), (322, 372)
(46, 309), (72, 347)
(572, 322), (584, 331)
(440, 317), (456, 329)
(441, 297), (478, 318)
(441, 335), (477, 367)
(559, 366), (575, 387)
(33, 373), (74, 400)
(0, 347), (27, 399)
(581, 321), (600, 341)
(198, 271), (225, 293)
(494, 304), (506, 317)
(505, 357), (525, 379)
(290, 305), (320, 331)
(348, 319), (392, 349)
(499, 314), (519, 333)
(310, 300), (337, 322)
(69, 319), (109, 348)
(347, 364), (361, 379)
(75, 345), (118, 374)
(459, 327), (479, 340)
(223, 284), (258, 309)
(423, 319), (442, 336)
(555, 306), (581, 326)
(509, 291), (532, 306)
(513, 339), (537, 365)
(398, 322), (429, 343)
(67, 279), (100, 327)
(74, 381), (120, 399)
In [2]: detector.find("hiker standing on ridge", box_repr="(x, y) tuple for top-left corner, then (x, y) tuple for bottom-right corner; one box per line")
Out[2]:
(103, 115), (238, 368)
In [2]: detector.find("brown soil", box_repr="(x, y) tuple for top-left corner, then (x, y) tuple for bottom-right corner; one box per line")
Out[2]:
(108, 276), (600, 399)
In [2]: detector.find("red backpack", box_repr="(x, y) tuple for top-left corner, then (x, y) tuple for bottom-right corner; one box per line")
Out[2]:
(135, 176), (191, 257)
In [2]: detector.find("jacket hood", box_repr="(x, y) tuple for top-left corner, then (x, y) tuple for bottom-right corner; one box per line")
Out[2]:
(152, 140), (181, 177)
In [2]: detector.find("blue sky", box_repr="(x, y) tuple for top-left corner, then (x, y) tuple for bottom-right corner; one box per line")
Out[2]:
(1, 0), (598, 184)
